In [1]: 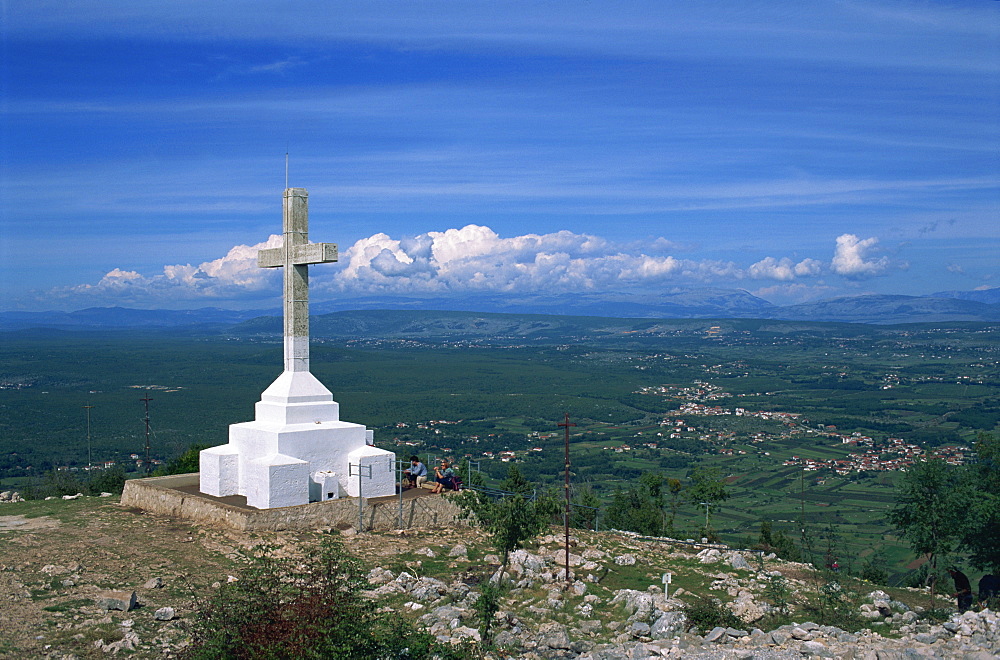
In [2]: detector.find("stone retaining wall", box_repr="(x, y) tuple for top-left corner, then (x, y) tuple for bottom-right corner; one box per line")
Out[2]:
(121, 473), (462, 532)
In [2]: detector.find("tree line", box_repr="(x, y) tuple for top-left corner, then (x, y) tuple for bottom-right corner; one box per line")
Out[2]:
(889, 432), (1000, 586)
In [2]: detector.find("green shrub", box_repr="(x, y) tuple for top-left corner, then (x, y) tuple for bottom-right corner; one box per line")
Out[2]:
(682, 596), (744, 632)
(473, 579), (506, 648)
(920, 607), (952, 623)
(858, 553), (889, 585)
(454, 465), (557, 571)
(184, 535), (472, 659)
(800, 580), (866, 632)
(87, 465), (127, 495)
(763, 571), (791, 616)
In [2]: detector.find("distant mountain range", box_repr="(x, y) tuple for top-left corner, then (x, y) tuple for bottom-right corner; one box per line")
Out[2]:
(0, 306), (266, 331)
(1, 287), (998, 331)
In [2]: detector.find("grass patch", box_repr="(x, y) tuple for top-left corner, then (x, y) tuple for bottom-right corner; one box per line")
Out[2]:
(41, 598), (92, 613)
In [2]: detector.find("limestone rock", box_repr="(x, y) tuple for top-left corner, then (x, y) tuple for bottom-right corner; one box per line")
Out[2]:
(697, 548), (722, 563)
(154, 607), (175, 621)
(609, 589), (656, 621)
(538, 625), (572, 650)
(508, 549), (548, 576)
(728, 591), (768, 623)
(790, 626), (811, 640)
(550, 548), (584, 566)
(770, 629), (790, 645)
(95, 631), (139, 654)
(728, 552), (752, 571)
(367, 566), (395, 585)
(41, 564), (72, 576)
(96, 590), (138, 612)
(451, 625), (481, 642)
(800, 639), (829, 656)
(650, 611), (687, 639)
(629, 621), (650, 637)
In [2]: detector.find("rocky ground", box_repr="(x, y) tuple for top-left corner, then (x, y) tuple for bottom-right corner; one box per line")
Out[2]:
(366, 537), (999, 659)
(1, 494), (997, 659)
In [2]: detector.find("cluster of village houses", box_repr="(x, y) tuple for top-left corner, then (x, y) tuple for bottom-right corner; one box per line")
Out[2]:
(385, 375), (978, 475)
(635, 380), (732, 402)
(393, 421), (530, 463)
(56, 455), (164, 473)
(782, 435), (969, 475)
(673, 402), (802, 422)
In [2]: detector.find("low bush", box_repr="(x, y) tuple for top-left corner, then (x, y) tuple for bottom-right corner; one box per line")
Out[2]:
(682, 596), (744, 632)
(184, 534), (473, 659)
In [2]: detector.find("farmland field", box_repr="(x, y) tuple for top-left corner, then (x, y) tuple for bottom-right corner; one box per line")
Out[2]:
(1, 312), (997, 581)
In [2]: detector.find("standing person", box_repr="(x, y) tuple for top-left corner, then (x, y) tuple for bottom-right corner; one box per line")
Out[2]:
(431, 460), (455, 494)
(403, 456), (427, 489)
(947, 567), (974, 613)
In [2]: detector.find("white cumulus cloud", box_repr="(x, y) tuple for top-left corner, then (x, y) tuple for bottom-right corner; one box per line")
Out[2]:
(325, 225), (739, 296)
(57, 235), (283, 306)
(42, 225), (868, 308)
(748, 256), (823, 281)
(830, 233), (890, 278)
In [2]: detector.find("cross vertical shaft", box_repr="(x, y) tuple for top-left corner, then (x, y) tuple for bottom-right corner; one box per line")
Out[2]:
(284, 188), (310, 372)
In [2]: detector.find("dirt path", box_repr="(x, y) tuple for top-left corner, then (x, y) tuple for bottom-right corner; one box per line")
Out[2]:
(0, 497), (480, 658)
(0, 498), (258, 658)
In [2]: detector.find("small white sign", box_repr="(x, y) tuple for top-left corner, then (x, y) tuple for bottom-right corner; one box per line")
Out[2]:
(662, 572), (672, 584)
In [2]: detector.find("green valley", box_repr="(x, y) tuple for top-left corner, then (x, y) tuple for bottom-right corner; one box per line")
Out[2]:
(1, 312), (997, 583)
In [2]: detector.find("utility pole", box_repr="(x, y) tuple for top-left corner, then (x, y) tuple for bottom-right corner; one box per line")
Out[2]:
(140, 391), (153, 476)
(800, 466), (805, 543)
(558, 412), (576, 586)
(83, 403), (93, 471)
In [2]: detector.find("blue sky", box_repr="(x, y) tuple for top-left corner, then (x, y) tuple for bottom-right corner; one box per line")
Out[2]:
(2, 0), (998, 311)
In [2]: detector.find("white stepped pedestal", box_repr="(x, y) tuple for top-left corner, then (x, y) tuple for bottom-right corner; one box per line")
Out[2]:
(201, 371), (395, 509)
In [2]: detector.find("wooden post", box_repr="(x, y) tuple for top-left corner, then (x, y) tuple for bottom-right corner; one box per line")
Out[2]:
(558, 412), (576, 585)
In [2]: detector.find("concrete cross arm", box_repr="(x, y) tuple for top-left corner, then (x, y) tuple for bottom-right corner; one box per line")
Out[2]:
(258, 243), (338, 268)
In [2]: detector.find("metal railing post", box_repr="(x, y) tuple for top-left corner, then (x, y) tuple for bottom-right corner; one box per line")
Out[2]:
(348, 463), (373, 532)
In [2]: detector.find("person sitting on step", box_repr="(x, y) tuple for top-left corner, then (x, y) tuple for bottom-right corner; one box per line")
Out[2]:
(431, 460), (456, 494)
(403, 456), (428, 489)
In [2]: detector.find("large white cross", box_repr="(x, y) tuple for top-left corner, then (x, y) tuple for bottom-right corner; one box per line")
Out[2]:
(257, 188), (338, 373)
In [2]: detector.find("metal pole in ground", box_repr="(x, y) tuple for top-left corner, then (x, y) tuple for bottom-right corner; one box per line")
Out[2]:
(397, 459), (405, 529)
(559, 412), (576, 586)
(350, 463), (373, 532)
